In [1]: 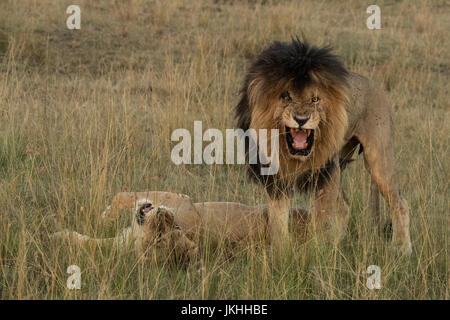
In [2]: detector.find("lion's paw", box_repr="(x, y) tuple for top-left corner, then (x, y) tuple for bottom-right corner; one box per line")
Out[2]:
(391, 240), (412, 256)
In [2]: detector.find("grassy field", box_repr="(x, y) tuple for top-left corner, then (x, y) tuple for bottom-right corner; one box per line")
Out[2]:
(0, 0), (448, 299)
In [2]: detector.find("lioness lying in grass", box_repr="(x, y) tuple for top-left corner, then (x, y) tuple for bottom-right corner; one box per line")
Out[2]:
(51, 191), (308, 264)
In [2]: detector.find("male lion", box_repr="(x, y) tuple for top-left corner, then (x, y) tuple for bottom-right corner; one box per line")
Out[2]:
(235, 38), (411, 253)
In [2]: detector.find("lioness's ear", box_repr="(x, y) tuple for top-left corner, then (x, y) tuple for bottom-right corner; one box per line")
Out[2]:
(154, 207), (175, 233)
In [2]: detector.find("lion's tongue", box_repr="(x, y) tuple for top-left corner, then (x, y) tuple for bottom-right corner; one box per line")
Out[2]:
(291, 130), (307, 149)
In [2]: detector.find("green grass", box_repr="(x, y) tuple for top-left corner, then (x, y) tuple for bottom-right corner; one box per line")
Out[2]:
(0, 0), (448, 299)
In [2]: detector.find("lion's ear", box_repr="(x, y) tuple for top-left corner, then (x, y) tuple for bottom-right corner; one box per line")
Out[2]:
(155, 207), (175, 233)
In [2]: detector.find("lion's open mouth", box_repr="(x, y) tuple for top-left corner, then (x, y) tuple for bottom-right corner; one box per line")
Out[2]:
(286, 126), (314, 156)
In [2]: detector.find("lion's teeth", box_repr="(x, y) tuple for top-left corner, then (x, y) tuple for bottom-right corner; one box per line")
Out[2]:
(307, 129), (311, 137)
(290, 128), (300, 135)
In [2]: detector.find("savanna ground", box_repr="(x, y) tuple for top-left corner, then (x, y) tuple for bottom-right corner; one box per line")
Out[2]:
(0, 0), (448, 300)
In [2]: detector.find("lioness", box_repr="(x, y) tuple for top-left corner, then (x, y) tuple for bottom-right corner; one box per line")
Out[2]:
(52, 191), (308, 264)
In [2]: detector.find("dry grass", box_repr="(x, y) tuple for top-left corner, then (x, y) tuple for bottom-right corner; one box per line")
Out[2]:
(0, 0), (448, 299)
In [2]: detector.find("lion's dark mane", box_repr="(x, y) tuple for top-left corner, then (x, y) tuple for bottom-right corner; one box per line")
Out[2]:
(236, 38), (348, 130)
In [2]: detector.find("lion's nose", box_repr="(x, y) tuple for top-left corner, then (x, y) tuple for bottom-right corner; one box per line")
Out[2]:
(293, 116), (310, 128)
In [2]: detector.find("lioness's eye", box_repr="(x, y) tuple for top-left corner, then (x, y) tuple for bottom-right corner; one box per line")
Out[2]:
(280, 91), (292, 102)
(312, 96), (320, 103)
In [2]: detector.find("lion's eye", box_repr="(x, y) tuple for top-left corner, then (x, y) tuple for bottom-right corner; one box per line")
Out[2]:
(312, 96), (320, 103)
(280, 91), (292, 102)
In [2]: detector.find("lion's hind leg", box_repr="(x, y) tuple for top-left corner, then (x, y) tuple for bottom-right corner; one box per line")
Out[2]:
(340, 137), (383, 230)
(360, 143), (411, 254)
(356, 100), (411, 254)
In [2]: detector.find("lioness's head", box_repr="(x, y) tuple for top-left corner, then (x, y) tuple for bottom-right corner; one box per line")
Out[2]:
(137, 204), (198, 265)
(236, 38), (350, 177)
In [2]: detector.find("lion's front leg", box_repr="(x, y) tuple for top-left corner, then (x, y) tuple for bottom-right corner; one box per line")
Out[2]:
(311, 159), (349, 245)
(266, 195), (291, 249)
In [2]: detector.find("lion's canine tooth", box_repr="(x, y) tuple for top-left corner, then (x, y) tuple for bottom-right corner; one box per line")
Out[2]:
(307, 129), (311, 137)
